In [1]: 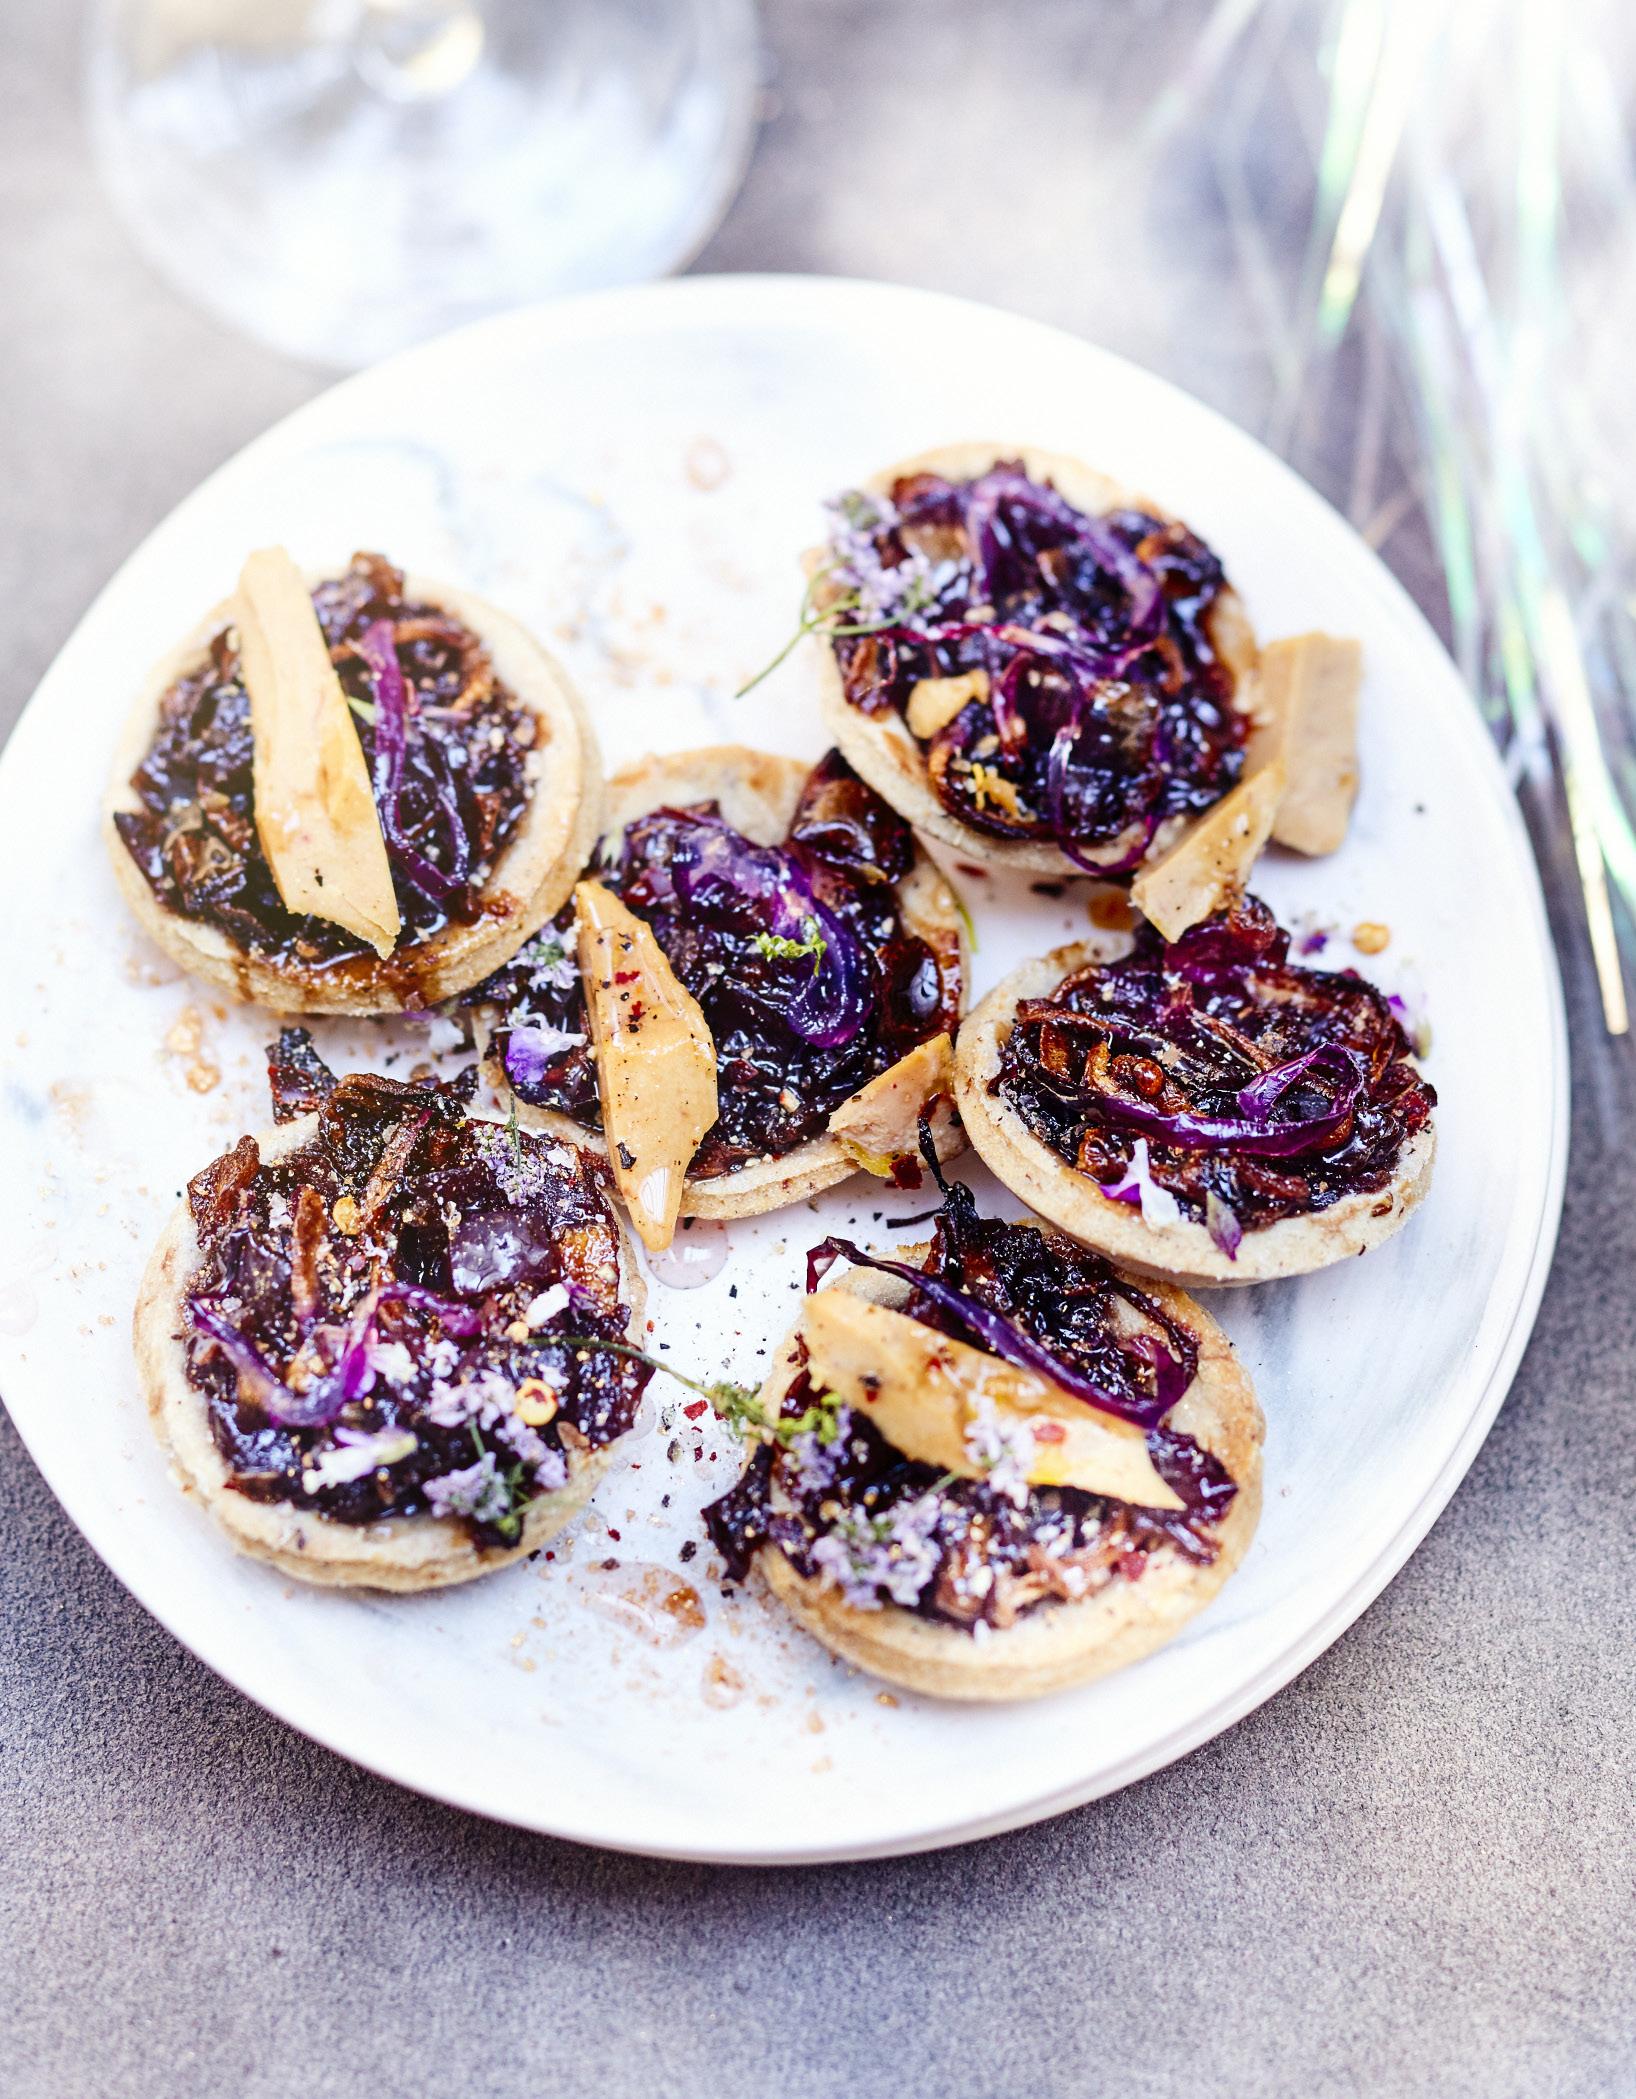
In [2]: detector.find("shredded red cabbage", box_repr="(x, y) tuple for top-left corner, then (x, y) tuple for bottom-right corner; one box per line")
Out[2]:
(979, 628), (1166, 874)
(865, 615), (1166, 872)
(998, 895), (1436, 1235)
(1054, 1041), (1369, 1157)
(964, 467), (1165, 648)
(376, 1280), (484, 1334)
(190, 1278), (482, 1431)
(804, 1235), (1187, 1431)
(825, 465), (1240, 870)
(359, 618), (470, 903)
(188, 1298), (313, 1422)
(630, 808), (871, 1049)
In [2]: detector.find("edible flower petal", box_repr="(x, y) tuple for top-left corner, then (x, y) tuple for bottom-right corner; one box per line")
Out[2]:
(305, 1426), (418, 1490)
(503, 1021), (587, 1089)
(1098, 1137), (1184, 1229)
(1204, 1191), (1243, 1260)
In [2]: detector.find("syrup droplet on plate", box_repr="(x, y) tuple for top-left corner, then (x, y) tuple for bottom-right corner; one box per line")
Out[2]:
(643, 1220), (730, 1290)
(580, 1561), (707, 1647)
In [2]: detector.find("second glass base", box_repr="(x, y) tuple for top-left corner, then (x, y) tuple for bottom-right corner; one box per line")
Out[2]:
(87, 0), (762, 368)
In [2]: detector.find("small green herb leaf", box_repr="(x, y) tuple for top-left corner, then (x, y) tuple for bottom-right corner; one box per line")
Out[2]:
(752, 916), (826, 974)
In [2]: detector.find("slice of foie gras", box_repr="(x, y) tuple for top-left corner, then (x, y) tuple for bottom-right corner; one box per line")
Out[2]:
(1263, 632), (1362, 856)
(575, 878), (719, 1253)
(237, 546), (401, 958)
(826, 1033), (954, 1177)
(906, 670), (989, 740)
(1130, 662), (1287, 942)
(799, 1289), (1184, 1511)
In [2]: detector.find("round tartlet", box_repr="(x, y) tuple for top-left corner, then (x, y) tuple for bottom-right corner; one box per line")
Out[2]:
(955, 910), (1436, 1288)
(135, 1061), (648, 1591)
(812, 441), (1259, 878)
(714, 1241), (1263, 1703)
(470, 743), (968, 1221)
(104, 554), (603, 1015)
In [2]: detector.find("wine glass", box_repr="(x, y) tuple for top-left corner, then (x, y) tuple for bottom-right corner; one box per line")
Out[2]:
(86, 0), (762, 368)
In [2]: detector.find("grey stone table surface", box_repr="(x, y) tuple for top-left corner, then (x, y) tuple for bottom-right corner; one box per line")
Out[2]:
(2, 5), (1631, 2096)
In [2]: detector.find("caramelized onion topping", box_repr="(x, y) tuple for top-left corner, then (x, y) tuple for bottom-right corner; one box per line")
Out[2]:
(114, 553), (536, 975)
(182, 1038), (648, 1547)
(996, 895), (1435, 1234)
(704, 1162), (1236, 1633)
(823, 465), (1246, 866)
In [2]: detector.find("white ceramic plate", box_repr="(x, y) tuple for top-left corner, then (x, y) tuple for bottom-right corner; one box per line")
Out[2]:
(0, 276), (1566, 1863)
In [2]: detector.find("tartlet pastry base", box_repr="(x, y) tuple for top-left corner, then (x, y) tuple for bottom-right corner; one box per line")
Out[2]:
(104, 573), (604, 1015)
(753, 1259), (1264, 1701)
(811, 441), (1259, 878)
(484, 743), (968, 1222)
(954, 938), (1436, 1287)
(133, 1112), (647, 1590)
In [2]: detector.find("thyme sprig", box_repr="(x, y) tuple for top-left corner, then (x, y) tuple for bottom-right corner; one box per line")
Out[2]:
(734, 563), (859, 699)
(733, 556), (946, 700)
(555, 1333), (843, 1448)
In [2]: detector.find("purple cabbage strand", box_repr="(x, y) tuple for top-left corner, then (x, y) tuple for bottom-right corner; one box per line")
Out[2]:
(638, 808), (872, 1050)
(358, 618), (470, 903)
(1071, 1041), (1369, 1157)
(804, 1236), (1188, 1433)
